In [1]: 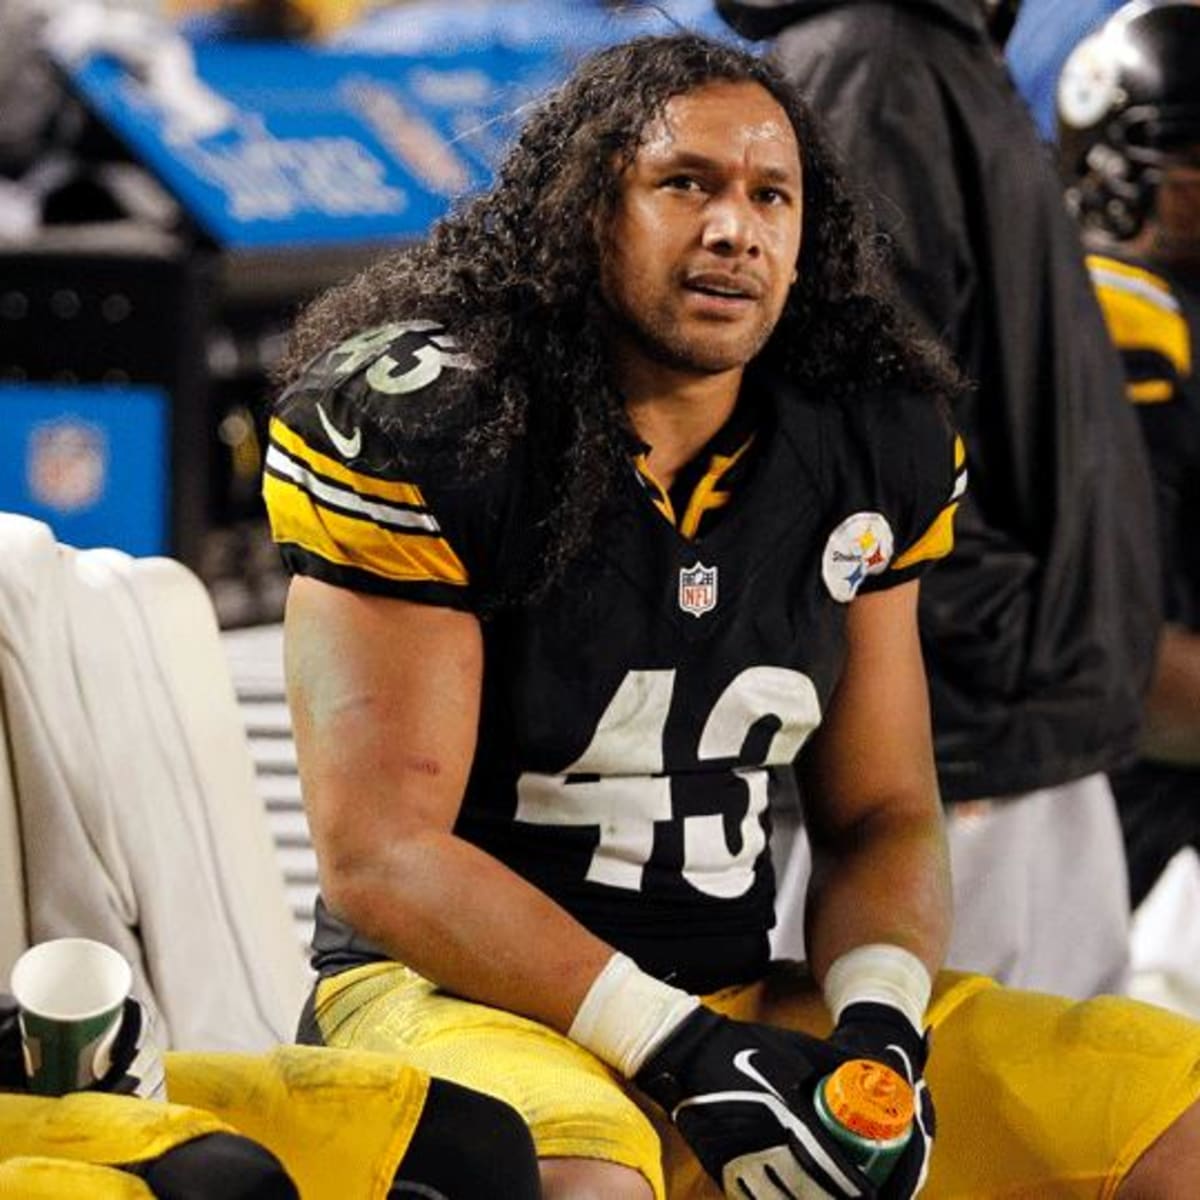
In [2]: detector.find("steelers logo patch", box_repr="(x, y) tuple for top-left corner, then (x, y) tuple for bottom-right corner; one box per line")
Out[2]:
(821, 511), (894, 603)
(1057, 33), (1120, 130)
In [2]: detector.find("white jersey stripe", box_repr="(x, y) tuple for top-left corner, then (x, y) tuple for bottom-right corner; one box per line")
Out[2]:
(265, 444), (441, 534)
(1089, 265), (1181, 313)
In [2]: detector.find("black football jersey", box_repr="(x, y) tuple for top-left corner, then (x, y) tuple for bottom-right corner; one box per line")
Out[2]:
(1089, 254), (1200, 630)
(265, 321), (965, 993)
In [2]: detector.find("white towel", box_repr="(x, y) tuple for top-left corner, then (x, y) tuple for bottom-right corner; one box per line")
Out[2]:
(0, 514), (308, 1048)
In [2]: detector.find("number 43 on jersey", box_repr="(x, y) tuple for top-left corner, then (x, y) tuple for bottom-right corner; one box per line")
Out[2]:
(516, 667), (821, 899)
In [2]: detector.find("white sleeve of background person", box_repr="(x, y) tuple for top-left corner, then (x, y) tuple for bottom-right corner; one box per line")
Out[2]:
(569, 952), (700, 1077)
(823, 944), (932, 1035)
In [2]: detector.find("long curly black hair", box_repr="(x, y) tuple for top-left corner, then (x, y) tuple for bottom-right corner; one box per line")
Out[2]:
(277, 32), (960, 604)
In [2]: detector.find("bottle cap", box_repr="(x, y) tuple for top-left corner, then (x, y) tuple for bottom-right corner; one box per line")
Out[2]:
(821, 1059), (914, 1142)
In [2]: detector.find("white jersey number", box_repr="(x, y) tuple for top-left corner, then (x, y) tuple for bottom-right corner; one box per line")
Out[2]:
(515, 668), (820, 898)
(324, 321), (471, 394)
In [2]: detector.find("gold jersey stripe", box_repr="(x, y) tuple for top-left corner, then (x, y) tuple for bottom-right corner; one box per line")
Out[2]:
(1128, 379), (1175, 405)
(265, 445), (439, 534)
(633, 454), (676, 526)
(269, 417), (427, 507)
(679, 438), (754, 540)
(265, 472), (468, 586)
(1086, 254), (1178, 305)
(893, 502), (958, 571)
(893, 433), (967, 571)
(1087, 256), (1191, 384)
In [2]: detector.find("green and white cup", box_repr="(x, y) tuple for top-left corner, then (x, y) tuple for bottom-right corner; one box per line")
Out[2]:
(10, 937), (132, 1096)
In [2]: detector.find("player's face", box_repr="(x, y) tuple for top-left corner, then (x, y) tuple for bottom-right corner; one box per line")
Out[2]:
(599, 81), (803, 378)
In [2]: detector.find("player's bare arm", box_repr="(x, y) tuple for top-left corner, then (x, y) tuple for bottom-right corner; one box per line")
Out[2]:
(285, 575), (614, 1033)
(1140, 625), (1200, 766)
(799, 578), (951, 986)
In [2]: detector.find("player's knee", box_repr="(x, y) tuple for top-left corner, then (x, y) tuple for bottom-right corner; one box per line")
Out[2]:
(122, 1131), (299, 1199)
(390, 1077), (540, 1199)
(1117, 1098), (1200, 1199)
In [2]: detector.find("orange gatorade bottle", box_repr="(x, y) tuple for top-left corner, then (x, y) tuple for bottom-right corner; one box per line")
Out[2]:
(813, 1059), (914, 1184)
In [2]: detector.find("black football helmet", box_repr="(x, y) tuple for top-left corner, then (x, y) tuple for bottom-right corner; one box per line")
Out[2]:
(1057, 0), (1200, 239)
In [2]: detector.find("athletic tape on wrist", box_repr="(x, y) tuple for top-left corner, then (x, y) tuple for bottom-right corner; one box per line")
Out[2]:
(568, 952), (700, 1078)
(822, 943), (932, 1036)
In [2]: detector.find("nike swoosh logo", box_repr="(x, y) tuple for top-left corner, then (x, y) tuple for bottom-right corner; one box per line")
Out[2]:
(732, 1049), (783, 1100)
(316, 401), (362, 459)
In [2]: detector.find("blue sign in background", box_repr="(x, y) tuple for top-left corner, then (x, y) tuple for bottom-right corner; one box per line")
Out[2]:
(327, 0), (736, 55)
(0, 385), (169, 556)
(63, 0), (741, 252)
(65, 42), (564, 250)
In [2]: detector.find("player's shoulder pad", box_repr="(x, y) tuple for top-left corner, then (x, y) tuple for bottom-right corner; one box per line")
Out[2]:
(772, 374), (957, 490)
(829, 387), (958, 486)
(860, 386), (954, 454)
(275, 320), (475, 473)
(842, 389), (965, 584)
(1086, 253), (1191, 403)
(264, 321), (491, 604)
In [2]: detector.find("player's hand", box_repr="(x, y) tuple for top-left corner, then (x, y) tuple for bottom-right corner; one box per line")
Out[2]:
(0, 993), (164, 1099)
(97, 996), (167, 1100)
(829, 1001), (934, 1200)
(635, 1006), (879, 1199)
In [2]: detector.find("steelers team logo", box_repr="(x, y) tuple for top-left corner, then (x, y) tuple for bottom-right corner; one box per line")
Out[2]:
(1057, 33), (1120, 131)
(821, 511), (894, 604)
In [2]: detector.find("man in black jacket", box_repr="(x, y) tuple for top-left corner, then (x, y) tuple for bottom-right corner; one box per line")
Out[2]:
(718, 0), (1161, 997)
(1061, 0), (1200, 913)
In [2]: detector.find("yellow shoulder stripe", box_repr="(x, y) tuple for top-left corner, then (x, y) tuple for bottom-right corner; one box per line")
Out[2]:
(893, 502), (958, 571)
(1086, 255), (1191, 390)
(1128, 380), (1175, 404)
(265, 473), (468, 586)
(269, 417), (426, 507)
(892, 436), (965, 571)
(1086, 254), (1176, 302)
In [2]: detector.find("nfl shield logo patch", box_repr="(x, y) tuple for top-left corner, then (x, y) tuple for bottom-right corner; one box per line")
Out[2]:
(28, 419), (107, 513)
(678, 562), (718, 618)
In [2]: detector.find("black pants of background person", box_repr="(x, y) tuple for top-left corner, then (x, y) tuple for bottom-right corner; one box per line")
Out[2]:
(1112, 761), (1200, 908)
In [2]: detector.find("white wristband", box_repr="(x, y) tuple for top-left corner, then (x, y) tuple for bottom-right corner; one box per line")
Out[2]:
(568, 952), (700, 1078)
(822, 943), (932, 1036)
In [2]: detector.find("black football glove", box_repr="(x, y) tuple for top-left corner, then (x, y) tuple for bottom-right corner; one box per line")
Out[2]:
(0, 993), (165, 1099)
(0, 995), (24, 1092)
(829, 1002), (934, 1200)
(635, 1006), (881, 1199)
(97, 995), (167, 1100)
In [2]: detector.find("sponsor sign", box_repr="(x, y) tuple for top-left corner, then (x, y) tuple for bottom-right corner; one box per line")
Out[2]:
(62, 42), (562, 248)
